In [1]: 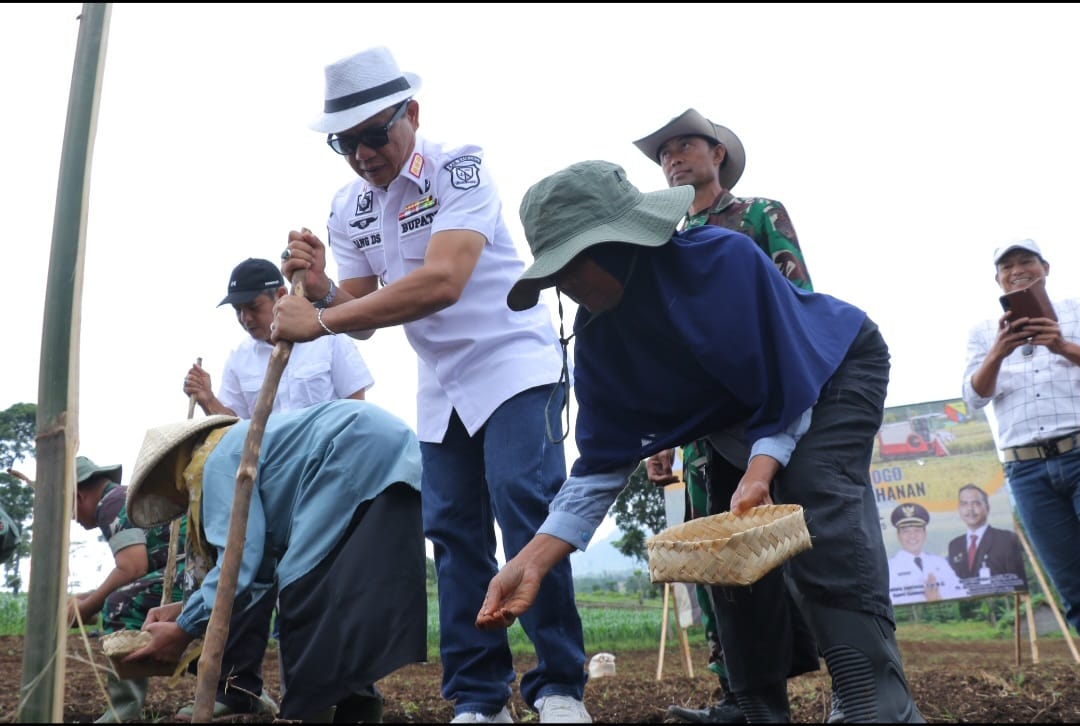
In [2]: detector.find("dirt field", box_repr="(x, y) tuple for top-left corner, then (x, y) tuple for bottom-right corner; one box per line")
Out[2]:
(2, 633), (1079, 722)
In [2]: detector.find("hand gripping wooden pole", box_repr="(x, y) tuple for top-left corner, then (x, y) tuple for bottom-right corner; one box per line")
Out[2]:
(160, 357), (201, 608)
(191, 271), (306, 721)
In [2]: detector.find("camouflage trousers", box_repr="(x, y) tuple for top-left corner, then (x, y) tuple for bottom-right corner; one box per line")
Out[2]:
(102, 570), (185, 633)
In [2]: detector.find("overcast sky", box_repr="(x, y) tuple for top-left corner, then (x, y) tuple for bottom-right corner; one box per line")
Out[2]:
(5, 2), (1080, 589)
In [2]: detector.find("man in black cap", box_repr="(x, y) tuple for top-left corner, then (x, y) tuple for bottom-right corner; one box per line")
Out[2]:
(887, 502), (965, 605)
(183, 257), (374, 419)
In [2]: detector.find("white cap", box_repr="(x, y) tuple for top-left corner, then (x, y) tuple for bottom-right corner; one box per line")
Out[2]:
(993, 239), (1044, 265)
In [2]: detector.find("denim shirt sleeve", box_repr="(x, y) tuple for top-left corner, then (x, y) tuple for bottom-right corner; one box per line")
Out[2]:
(538, 463), (638, 551)
(750, 406), (813, 467)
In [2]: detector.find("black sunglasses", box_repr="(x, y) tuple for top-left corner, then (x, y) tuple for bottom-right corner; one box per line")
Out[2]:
(326, 99), (410, 155)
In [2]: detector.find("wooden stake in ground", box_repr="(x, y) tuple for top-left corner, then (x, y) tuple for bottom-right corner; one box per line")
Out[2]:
(1014, 516), (1080, 664)
(160, 357), (201, 608)
(191, 271), (306, 721)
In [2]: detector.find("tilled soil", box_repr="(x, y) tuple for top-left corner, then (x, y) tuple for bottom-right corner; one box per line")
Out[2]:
(2, 633), (1079, 722)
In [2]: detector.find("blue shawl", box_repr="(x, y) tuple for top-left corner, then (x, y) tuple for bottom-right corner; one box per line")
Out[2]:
(570, 225), (867, 476)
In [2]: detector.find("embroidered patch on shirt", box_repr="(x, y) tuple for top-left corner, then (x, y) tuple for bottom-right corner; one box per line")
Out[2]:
(351, 232), (383, 250)
(444, 155), (482, 190)
(349, 215), (380, 231)
(408, 153), (424, 178)
(355, 191), (374, 215)
(398, 195), (437, 221)
(399, 210), (437, 237)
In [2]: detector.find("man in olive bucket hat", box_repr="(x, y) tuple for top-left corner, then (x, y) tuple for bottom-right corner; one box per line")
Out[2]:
(123, 399), (427, 722)
(476, 160), (925, 723)
(71, 455), (186, 722)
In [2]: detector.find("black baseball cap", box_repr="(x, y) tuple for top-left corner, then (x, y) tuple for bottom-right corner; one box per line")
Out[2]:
(218, 258), (284, 307)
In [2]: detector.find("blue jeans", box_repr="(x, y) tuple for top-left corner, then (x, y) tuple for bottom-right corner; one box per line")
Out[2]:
(1005, 447), (1080, 634)
(422, 384), (587, 715)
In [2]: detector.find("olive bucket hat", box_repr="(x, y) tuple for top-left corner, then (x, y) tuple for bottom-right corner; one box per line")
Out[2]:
(75, 456), (122, 487)
(126, 415), (238, 528)
(507, 160), (693, 312)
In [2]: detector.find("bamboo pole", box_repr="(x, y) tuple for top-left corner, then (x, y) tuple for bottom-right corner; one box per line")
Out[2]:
(1014, 518), (1080, 664)
(18, 4), (110, 722)
(160, 357), (201, 608)
(191, 273), (305, 721)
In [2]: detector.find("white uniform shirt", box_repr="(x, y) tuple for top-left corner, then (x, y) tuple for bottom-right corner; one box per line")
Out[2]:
(217, 335), (374, 419)
(326, 134), (563, 442)
(962, 296), (1080, 447)
(888, 549), (967, 605)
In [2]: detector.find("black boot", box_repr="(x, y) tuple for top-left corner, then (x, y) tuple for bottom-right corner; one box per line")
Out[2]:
(802, 603), (924, 723)
(667, 694), (745, 723)
(667, 675), (746, 723)
(733, 680), (789, 723)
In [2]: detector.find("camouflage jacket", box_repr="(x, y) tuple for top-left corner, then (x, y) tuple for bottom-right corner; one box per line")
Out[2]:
(684, 190), (813, 291)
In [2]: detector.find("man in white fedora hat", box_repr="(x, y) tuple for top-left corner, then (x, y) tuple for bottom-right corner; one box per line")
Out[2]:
(122, 399), (427, 722)
(635, 109), (822, 723)
(272, 46), (590, 723)
(477, 160), (925, 723)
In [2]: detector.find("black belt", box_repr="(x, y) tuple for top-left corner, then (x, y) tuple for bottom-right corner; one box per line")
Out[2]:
(1004, 431), (1080, 462)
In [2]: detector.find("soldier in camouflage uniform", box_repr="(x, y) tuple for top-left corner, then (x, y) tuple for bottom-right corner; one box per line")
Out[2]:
(71, 455), (184, 723)
(636, 109), (830, 723)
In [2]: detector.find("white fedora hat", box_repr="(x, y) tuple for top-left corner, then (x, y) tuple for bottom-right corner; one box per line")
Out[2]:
(309, 46), (422, 134)
(126, 415), (238, 528)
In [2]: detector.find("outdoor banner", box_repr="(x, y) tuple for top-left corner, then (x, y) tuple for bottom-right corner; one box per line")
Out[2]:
(873, 397), (1029, 607)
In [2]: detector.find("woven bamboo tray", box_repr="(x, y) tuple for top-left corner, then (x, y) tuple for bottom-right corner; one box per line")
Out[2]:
(101, 630), (180, 680)
(646, 504), (811, 586)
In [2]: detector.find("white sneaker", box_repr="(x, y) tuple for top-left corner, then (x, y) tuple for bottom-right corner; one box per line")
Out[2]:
(450, 705), (514, 723)
(536, 695), (592, 723)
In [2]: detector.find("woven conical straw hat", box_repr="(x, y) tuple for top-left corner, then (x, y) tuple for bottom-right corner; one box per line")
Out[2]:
(646, 504), (811, 586)
(126, 415), (237, 528)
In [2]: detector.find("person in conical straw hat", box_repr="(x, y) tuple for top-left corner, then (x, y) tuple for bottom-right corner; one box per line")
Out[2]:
(123, 398), (426, 722)
(477, 160), (925, 723)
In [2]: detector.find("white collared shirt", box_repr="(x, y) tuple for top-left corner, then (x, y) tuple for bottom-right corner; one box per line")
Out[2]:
(888, 548), (967, 605)
(326, 135), (563, 442)
(218, 335), (374, 419)
(962, 296), (1080, 447)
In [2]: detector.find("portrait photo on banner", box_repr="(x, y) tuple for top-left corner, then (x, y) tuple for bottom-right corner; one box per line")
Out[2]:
(873, 397), (1029, 607)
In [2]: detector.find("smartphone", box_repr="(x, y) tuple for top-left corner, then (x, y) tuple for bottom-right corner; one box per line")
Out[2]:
(999, 279), (1057, 323)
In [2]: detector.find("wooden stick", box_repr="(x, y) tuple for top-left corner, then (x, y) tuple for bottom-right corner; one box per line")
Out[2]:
(1013, 592), (1020, 666)
(1014, 517), (1080, 664)
(1023, 592), (1040, 664)
(161, 357), (201, 608)
(192, 271), (306, 721)
(6, 469), (33, 486)
(677, 619), (694, 678)
(656, 583), (670, 681)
